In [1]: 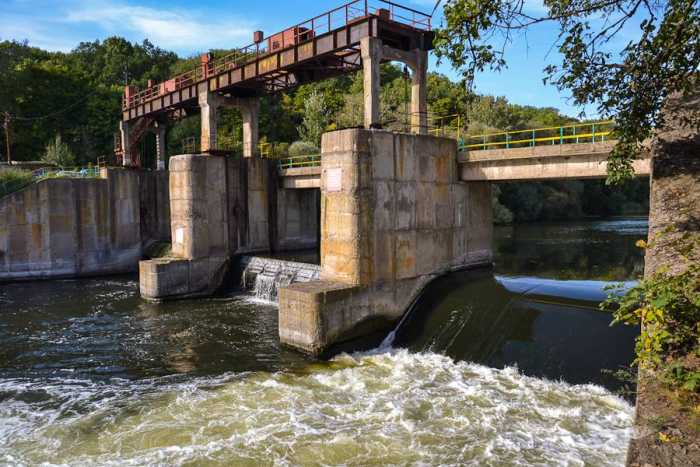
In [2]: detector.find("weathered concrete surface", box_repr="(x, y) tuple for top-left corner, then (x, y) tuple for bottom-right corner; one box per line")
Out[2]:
(169, 154), (229, 259)
(139, 152), (277, 300)
(138, 169), (170, 244)
(279, 129), (493, 354)
(139, 256), (229, 300)
(459, 140), (652, 181)
(0, 169), (158, 281)
(276, 188), (319, 251)
(244, 157), (271, 252)
(279, 167), (321, 189)
(140, 154), (229, 300)
(627, 90), (700, 467)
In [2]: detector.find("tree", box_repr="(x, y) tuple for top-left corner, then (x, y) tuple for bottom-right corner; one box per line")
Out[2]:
(43, 134), (76, 168)
(298, 89), (330, 146)
(433, 0), (700, 183)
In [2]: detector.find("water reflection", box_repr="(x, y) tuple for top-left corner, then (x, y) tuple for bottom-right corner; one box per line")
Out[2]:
(0, 279), (310, 382)
(393, 269), (638, 392)
(494, 218), (647, 280)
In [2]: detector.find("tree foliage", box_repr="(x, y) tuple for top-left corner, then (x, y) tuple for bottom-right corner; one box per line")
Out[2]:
(603, 232), (700, 393)
(43, 134), (76, 168)
(0, 37), (649, 221)
(434, 0), (700, 183)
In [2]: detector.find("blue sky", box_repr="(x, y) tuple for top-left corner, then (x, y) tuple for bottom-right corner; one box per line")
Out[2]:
(2, 0), (640, 117)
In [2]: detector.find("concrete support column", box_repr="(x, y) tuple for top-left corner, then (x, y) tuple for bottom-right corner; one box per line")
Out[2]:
(140, 154), (230, 300)
(198, 84), (219, 153)
(154, 122), (167, 170)
(119, 120), (133, 167)
(170, 154), (229, 259)
(361, 37), (382, 130)
(239, 98), (260, 158)
(381, 45), (429, 135)
(411, 49), (428, 135)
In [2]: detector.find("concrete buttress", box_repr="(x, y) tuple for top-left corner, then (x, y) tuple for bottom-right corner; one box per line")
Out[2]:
(278, 129), (493, 355)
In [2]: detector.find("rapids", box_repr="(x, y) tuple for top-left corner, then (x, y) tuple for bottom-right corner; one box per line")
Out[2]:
(0, 218), (647, 465)
(0, 350), (632, 466)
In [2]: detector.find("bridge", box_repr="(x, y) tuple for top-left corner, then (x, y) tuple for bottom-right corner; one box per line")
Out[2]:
(276, 121), (651, 188)
(111, 0), (652, 356)
(116, 0), (434, 166)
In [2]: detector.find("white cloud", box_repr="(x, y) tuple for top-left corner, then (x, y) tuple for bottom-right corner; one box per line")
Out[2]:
(64, 0), (256, 52)
(2, 0), (257, 55)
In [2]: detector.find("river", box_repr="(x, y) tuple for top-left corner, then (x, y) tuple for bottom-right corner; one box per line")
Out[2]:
(0, 218), (646, 466)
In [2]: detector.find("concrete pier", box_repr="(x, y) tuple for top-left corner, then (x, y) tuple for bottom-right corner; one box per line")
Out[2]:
(140, 154), (230, 300)
(278, 129), (493, 355)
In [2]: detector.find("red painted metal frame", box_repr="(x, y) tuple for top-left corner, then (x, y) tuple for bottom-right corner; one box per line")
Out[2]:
(122, 0), (431, 112)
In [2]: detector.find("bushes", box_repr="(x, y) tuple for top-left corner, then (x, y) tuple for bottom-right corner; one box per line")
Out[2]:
(43, 135), (76, 168)
(288, 141), (319, 157)
(602, 233), (700, 393)
(0, 168), (34, 198)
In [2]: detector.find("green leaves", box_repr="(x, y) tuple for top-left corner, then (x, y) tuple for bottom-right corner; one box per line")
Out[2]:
(602, 233), (700, 392)
(434, 0), (700, 184)
(43, 134), (76, 168)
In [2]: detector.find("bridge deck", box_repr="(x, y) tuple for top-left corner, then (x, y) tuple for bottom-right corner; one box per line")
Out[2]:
(122, 0), (433, 123)
(275, 139), (651, 187)
(459, 141), (651, 181)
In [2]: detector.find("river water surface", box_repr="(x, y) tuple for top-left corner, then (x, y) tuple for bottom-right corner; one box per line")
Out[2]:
(0, 219), (647, 466)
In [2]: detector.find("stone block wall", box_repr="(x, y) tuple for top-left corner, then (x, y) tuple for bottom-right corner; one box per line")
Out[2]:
(279, 129), (493, 354)
(0, 169), (152, 281)
(319, 129), (492, 286)
(169, 155), (229, 259)
(141, 154), (230, 300)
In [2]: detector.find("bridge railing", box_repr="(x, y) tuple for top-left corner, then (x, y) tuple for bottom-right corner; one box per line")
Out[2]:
(278, 154), (322, 170)
(123, 0), (431, 110)
(461, 120), (616, 151)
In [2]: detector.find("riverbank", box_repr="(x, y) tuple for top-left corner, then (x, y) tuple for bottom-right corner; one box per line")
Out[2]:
(627, 373), (700, 466)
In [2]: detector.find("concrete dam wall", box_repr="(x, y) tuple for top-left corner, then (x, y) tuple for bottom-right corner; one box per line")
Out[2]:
(279, 129), (493, 355)
(0, 169), (169, 281)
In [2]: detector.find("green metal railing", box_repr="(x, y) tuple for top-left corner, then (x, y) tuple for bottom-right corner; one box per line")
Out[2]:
(278, 154), (322, 169)
(32, 166), (102, 179)
(460, 120), (615, 151)
(1, 166), (103, 199)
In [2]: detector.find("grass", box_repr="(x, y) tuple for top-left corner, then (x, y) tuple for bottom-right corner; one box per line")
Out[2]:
(0, 169), (34, 198)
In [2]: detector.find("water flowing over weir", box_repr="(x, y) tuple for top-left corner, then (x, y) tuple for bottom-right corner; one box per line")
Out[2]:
(384, 269), (638, 391)
(0, 220), (646, 465)
(238, 255), (320, 302)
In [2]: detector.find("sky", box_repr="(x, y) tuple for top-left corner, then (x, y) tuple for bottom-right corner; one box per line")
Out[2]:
(1, 0), (641, 118)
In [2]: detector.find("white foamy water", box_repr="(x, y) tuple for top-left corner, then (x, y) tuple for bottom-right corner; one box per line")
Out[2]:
(0, 350), (633, 466)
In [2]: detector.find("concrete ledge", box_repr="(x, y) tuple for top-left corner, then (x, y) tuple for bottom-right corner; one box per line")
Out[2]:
(139, 256), (229, 301)
(279, 167), (321, 189)
(459, 141), (619, 162)
(279, 275), (437, 355)
(459, 143), (652, 181)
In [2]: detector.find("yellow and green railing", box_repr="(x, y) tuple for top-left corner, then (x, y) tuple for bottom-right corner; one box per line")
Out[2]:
(260, 142), (322, 170)
(460, 120), (615, 151)
(259, 119), (615, 169)
(278, 154), (322, 169)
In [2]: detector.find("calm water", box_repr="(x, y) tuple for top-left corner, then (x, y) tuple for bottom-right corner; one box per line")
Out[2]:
(0, 219), (646, 465)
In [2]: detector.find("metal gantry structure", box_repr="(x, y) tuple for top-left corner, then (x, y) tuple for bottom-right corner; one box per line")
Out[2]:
(116, 0), (434, 166)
